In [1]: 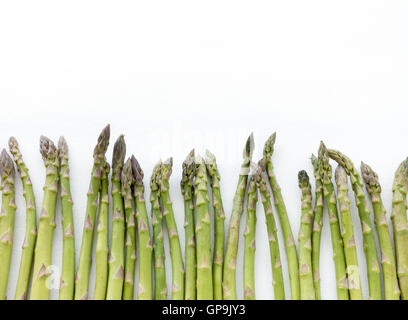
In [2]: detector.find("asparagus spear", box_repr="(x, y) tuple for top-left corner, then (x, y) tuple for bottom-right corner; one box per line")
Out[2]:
(131, 156), (153, 300)
(106, 135), (126, 300)
(0, 149), (16, 299)
(255, 163), (285, 300)
(57, 137), (75, 300)
(195, 155), (213, 300)
(30, 137), (59, 300)
(150, 162), (167, 300)
(94, 162), (110, 300)
(318, 143), (349, 300)
(181, 150), (196, 300)
(327, 146), (381, 300)
(121, 158), (136, 300)
(223, 133), (254, 300)
(243, 175), (258, 300)
(361, 162), (400, 299)
(310, 155), (323, 300)
(391, 158), (408, 299)
(74, 125), (110, 300)
(297, 170), (315, 300)
(205, 150), (225, 300)
(159, 157), (184, 300)
(158, 158), (184, 300)
(335, 164), (363, 300)
(8, 138), (37, 300)
(263, 133), (299, 300)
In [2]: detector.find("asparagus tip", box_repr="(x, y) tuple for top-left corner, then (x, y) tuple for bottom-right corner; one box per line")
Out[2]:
(298, 170), (310, 186)
(58, 136), (68, 158)
(40, 136), (57, 162)
(94, 124), (111, 159)
(8, 136), (18, 151)
(263, 132), (276, 157)
(244, 132), (255, 161)
(0, 149), (14, 179)
(334, 164), (348, 186)
(360, 161), (379, 192)
(161, 157), (173, 181)
(150, 160), (162, 190)
(112, 135), (126, 170)
(121, 158), (134, 191)
(131, 155), (144, 182)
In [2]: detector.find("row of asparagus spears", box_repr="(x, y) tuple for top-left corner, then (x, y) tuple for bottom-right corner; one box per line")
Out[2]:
(0, 125), (407, 299)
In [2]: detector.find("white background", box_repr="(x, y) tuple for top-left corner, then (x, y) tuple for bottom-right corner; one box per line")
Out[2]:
(0, 0), (407, 300)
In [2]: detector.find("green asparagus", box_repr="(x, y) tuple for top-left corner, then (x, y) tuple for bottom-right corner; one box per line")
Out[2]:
(263, 133), (299, 300)
(243, 175), (258, 300)
(30, 137), (59, 300)
(297, 170), (315, 300)
(223, 133), (254, 300)
(195, 155), (213, 300)
(205, 150), (225, 301)
(122, 158), (136, 300)
(0, 149), (16, 300)
(327, 146), (381, 300)
(310, 155), (323, 300)
(150, 162), (167, 300)
(106, 135), (126, 300)
(94, 162), (110, 300)
(181, 150), (196, 300)
(318, 143), (349, 300)
(131, 156), (153, 300)
(255, 163), (285, 300)
(9, 138), (37, 300)
(75, 125), (110, 300)
(391, 158), (408, 299)
(334, 164), (363, 300)
(361, 162), (400, 299)
(160, 158), (184, 300)
(57, 137), (76, 300)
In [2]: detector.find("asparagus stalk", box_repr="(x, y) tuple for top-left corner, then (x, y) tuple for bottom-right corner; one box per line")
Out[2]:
(30, 137), (59, 300)
(334, 165), (363, 300)
(181, 150), (196, 300)
(263, 133), (299, 300)
(57, 137), (75, 300)
(74, 125), (110, 300)
(121, 158), (136, 300)
(195, 155), (213, 300)
(318, 143), (349, 300)
(94, 162), (110, 300)
(361, 162), (400, 299)
(327, 146), (381, 299)
(255, 164), (285, 300)
(0, 150), (16, 300)
(106, 135), (126, 300)
(310, 155), (323, 300)
(243, 175), (258, 300)
(391, 158), (408, 299)
(131, 156), (153, 300)
(297, 171), (315, 300)
(159, 157), (184, 300)
(150, 162), (167, 300)
(223, 133), (254, 300)
(205, 150), (225, 301)
(9, 138), (37, 300)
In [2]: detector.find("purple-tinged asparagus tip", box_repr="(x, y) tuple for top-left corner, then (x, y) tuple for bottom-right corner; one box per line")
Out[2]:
(131, 155), (144, 183)
(40, 136), (57, 162)
(112, 134), (126, 171)
(0, 149), (14, 179)
(93, 124), (110, 159)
